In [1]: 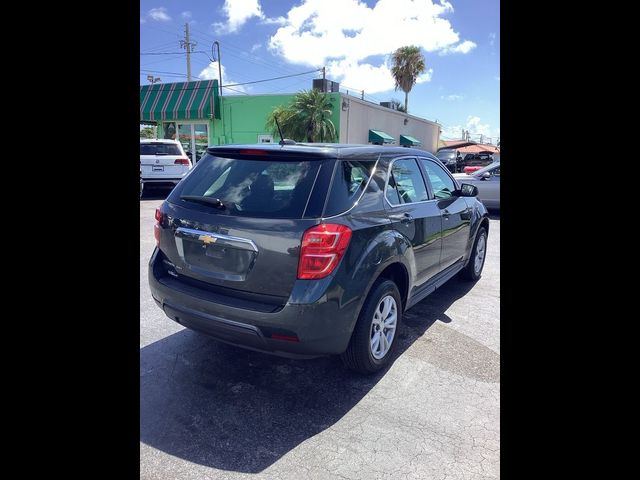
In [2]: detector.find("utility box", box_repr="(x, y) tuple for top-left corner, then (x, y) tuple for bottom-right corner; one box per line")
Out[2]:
(313, 79), (340, 93)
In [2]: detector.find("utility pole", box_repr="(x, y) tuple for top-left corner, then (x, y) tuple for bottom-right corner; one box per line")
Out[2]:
(361, 90), (364, 100)
(322, 66), (326, 92)
(212, 41), (223, 96)
(180, 23), (196, 81)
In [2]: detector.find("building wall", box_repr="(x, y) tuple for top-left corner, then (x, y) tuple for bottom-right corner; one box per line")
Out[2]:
(212, 92), (342, 145)
(339, 95), (441, 153)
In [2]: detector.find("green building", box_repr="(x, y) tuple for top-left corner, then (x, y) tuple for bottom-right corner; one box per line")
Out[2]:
(140, 79), (440, 164)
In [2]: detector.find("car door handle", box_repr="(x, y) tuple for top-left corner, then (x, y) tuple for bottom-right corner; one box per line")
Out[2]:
(443, 209), (450, 219)
(401, 213), (414, 224)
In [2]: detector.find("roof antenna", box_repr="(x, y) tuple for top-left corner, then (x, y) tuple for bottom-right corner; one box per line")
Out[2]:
(274, 115), (296, 146)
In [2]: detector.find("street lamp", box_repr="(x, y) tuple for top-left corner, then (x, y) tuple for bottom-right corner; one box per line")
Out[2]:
(147, 75), (161, 84)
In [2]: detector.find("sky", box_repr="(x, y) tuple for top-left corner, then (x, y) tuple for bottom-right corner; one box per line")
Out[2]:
(140, 0), (500, 142)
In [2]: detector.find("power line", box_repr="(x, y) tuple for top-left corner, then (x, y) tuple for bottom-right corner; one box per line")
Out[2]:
(188, 31), (303, 76)
(139, 69), (321, 89)
(140, 69), (188, 77)
(223, 85), (249, 95)
(224, 69), (322, 88)
(141, 41), (181, 53)
(140, 51), (209, 56)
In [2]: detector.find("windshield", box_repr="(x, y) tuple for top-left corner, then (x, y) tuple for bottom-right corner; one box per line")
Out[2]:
(437, 150), (456, 159)
(169, 153), (324, 218)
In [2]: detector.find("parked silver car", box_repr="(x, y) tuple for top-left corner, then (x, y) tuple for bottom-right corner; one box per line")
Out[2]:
(453, 162), (500, 209)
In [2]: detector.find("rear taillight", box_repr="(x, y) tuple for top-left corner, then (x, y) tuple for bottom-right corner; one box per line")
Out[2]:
(297, 224), (352, 280)
(174, 158), (191, 166)
(154, 208), (162, 246)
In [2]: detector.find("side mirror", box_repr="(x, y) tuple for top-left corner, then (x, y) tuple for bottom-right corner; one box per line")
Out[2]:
(459, 183), (478, 197)
(480, 172), (491, 180)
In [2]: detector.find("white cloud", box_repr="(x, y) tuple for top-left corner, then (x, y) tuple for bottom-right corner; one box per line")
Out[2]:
(140, 18), (146, 24)
(260, 16), (286, 26)
(439, 40), (476, 55)
(198, 62), (248, 94)
(441, 94), (463, 101)
(488, 32), (496, 46)
(148, 7), (171, 22)
(416, 69), (434, 84)
(442, 116), (499, 141)
(181, 11), (192, 20)
(251, 43), (262, 52)
(494, 75), (500, 81)
(267, 0), (473, 94)
(213, 0), (266, 33)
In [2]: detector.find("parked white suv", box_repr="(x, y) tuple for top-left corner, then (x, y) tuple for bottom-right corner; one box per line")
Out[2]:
(140, 139), (192, 188)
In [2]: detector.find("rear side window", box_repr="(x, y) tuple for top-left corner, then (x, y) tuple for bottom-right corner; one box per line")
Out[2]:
(172, 154), (323, 219)
(324, 160), (377, 216)
(140, 143), (182, 156)
(385, 158), (429, 205)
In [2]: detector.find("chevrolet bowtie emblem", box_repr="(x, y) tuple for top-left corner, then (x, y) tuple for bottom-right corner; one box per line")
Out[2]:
(199, 235), (217, 245)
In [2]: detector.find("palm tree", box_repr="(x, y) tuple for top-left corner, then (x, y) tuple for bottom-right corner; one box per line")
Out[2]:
(266, 89), (337, 143)
(391, 45), (426, 114)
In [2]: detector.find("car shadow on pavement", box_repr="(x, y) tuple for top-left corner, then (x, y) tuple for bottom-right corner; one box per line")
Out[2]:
(140, 277), (477, 473)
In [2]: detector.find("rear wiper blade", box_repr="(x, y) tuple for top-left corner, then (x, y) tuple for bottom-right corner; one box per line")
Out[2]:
(180, 195), (226, 209)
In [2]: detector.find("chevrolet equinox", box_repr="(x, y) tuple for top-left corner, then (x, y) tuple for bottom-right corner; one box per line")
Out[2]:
(149, 144), (489, 373)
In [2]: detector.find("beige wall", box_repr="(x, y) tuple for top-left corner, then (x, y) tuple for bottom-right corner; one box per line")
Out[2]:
(338, 95), (440, 153)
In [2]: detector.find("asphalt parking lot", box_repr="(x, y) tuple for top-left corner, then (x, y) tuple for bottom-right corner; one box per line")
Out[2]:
(140, 190), (500, 480)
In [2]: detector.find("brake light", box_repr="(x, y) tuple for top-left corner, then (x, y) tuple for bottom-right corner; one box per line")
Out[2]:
(239, 149), (267, 156)
(154, 208), (162, 246)
(297, 224), (352, 280)
(174, 158), (191, 165)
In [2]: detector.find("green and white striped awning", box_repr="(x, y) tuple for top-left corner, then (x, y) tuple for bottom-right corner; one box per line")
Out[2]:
(140, 79), (219, 121)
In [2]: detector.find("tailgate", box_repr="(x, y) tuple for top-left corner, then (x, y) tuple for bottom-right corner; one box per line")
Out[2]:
(159, 202), (318, 298)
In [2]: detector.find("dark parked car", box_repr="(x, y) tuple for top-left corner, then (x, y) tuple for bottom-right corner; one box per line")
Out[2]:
(435, 149), (460, 173)
(460, 152), (494, 170)
(149, 144), (489, 373)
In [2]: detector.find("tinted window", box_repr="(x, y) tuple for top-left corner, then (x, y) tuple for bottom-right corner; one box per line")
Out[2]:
(386, 158), (429, 205)
(436, 150), (456, 160)
(173, 154), (323, 218)
(324, 160), (377, 216)
(421, 159), (456, 199)
(140, 143), (182, 156)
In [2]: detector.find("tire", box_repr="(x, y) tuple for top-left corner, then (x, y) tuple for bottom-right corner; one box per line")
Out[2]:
(341, 279), (402, 374)
(461, 226), (488, 281)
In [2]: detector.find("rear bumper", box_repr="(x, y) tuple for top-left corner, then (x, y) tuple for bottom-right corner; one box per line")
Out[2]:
(148, 248), (359, 357)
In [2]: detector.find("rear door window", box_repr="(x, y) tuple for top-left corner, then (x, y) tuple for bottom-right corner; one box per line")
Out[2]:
(171, 154), (324, 219)
(385, 158), (429, 205)
(324, 160), (377, 216)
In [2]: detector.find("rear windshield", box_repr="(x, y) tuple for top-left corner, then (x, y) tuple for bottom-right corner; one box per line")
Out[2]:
(171, 153), (323, 218)
(140, 143), (182, 156)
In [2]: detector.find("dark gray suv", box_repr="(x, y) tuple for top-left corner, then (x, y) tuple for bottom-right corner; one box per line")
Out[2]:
(149, 144), (489, 373)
